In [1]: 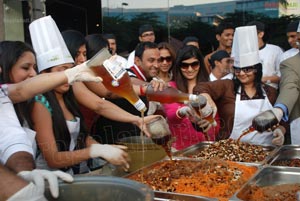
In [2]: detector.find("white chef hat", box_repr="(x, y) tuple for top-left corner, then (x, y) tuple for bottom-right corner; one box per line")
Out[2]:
(297, 20), (300, 33)
(29, 16), (74, 72)
(231, 25), (260, 68)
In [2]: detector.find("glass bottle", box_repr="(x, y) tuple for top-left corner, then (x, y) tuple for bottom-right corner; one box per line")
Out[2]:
(190, 99), (217, 127)
(87, 48), (147, 112)
(145, 85), (199, 104)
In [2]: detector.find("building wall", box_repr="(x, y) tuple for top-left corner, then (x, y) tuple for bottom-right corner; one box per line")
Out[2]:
(0, 0), (4, 41)
(3, 0), (24, 41)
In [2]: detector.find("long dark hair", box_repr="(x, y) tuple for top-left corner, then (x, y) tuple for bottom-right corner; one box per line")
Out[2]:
(32, 67), (88, 152)
(85, 34), (109, 59)
(233, 63), (264, 97)
(0, 41), (36, 125)
(61, 30), (86, 60)
(173, 45), (209, 93)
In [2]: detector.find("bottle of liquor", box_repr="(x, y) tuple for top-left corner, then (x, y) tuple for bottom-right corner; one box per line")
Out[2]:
(87, 48), (147, 112)
(145, 85), (199, 104)
(190, 99), (217, 127)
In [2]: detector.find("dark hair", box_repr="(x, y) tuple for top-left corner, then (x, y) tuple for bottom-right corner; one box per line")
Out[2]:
(138, 24), (154, 36)
(158, 42), (176, 73)
(233, 63), (264, 97)
(85, 34), (109, 59)
(135, 41), (158, 60)
(0, 41), (36, 125)
(173, 45), (209, 93)
(215, 21), (234, 35)
(0, 41), (36, 84)
(286, 21), (299, 33)
(103, 33), (116, 41)
(61, 30), (86, 60)
(247, 21), (265, 32)
(183, 36), (199, 45)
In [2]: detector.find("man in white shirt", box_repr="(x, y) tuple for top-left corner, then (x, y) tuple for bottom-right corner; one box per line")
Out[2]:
(280, 21), (299, 63)
(247, 21), (283, 89)
(126, 24), (155, 69)
(209, 50), (233, 81)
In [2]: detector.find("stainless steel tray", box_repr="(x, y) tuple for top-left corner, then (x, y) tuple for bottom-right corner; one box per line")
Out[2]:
(266, 145), (300, 167)
(125, 158), (259, 201)
(172, 141), (277, 165)
(154, 191), (217, 201)
(230, 166), (300, 200)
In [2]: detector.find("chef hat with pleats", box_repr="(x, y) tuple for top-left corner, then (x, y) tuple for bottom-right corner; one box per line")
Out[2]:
(231, 25), (260, 68)
(29, 15), (74, 72)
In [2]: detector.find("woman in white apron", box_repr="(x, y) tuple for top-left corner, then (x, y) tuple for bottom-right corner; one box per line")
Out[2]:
(193, 25), (286, 145)
(194, 63), (286, 146)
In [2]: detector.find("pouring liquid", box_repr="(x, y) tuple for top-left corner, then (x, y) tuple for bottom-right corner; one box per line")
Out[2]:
(237, 126), (255, 143)
(151, 135), (172, 160)
(140, 111), (145, 183)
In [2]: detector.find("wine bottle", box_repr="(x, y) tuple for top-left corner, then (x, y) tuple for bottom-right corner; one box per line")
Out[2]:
(87, 48), (147, 112)
(145, 85), (199, 104)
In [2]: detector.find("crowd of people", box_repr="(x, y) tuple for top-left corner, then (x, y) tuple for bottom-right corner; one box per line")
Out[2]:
(1, 14), (300, 199)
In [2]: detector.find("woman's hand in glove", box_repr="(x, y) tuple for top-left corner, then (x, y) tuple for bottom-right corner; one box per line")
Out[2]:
(89, 144), (130, 171)
(272, 126), (285, 146)
(64, 62), (103, 84)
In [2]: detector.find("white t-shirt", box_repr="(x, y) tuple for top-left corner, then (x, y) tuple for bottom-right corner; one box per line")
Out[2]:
(280, 48), (299, 63)
(209, 72), (233, 81)
(259, 44), (283, 89)
(0, 85), (33, 164)
(126, 50), (136, 69)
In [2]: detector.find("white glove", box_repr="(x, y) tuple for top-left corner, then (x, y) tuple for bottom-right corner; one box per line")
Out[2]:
(89, 144), (130, 171)
(17, 169), (74, 199)
(196, 119), (212, 133)
(64, 62), (103, 84)
(7, 182), (46, 201)
(147, 101), (161, 115)
(272, 128), (284, 146)
(177, 106), (193, 118)
(272, 107), (283, 121)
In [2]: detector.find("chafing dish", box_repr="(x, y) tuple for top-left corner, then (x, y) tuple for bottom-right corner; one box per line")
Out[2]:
(266, 145), (300, 167)
(230, 166), (300, 201)
(125, 158), (258, 200)
(172, 140), (277, 165)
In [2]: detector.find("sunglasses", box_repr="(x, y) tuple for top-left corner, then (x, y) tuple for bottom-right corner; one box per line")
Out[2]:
(180, 61), (200, 70)
(233, 66), (256, 73)
(160, 56), (172, 63)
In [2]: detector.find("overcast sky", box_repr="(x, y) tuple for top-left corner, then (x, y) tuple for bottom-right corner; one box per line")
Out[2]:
(104, 0), (234, 9)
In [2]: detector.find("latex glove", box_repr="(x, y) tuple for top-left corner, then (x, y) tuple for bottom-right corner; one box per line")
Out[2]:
(196, 119), (212, 133)
(89, 144), (130, 171)
(272, 128), (284, 146)
(272, 107), (283, 121)
(64, 61), (103, 84)
(7, 182), (46, 201)
(177, 106), (193, 118)
(147, 101), (161, 115)
(18, 169), (73, 199)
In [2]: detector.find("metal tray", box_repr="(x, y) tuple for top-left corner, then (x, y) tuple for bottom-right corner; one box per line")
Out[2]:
(172, 141), (277, 165)
(125, 158), (259, 201)
(266, 145), (300, 167)
(230, 166), (300, 200)
(154, 191), (217, 201)
(45, 175), (154, 201)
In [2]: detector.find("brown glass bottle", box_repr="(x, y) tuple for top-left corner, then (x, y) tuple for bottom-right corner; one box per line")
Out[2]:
(190, 99), (217, 126)
(145, 85), (199, 104)
(88, 48), (147, 112)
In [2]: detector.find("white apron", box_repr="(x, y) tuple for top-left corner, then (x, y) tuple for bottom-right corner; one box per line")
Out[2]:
(66, 117), (89, 174)
(230, 87), (273, 145)
(291, 117), (300, 144)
